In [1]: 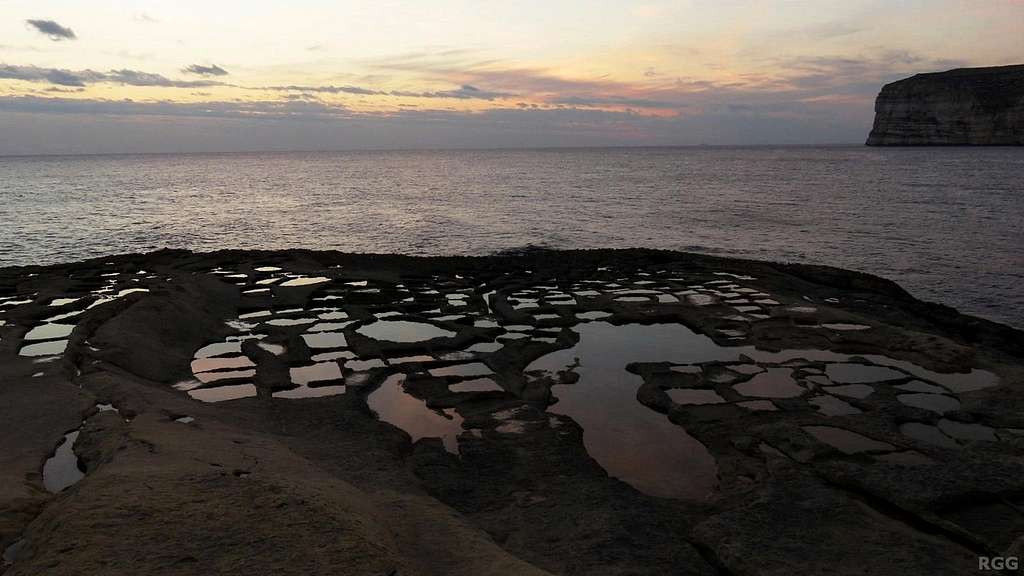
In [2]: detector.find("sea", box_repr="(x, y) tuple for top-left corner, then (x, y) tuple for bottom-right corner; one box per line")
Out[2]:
(1, 146), (1021, 328)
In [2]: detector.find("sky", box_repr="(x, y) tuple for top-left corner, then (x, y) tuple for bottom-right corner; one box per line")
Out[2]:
(1, 0), (1021, 154)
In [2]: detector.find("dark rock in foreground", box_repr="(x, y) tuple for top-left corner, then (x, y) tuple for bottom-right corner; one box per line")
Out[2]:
(1, 248), (1022, 575)
(867, 64), (1024, 146)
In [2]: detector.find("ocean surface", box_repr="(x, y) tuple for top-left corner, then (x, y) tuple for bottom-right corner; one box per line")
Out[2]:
(1, 147), (1021, 328)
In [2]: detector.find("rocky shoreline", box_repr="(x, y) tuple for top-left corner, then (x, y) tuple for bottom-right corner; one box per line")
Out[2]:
(1, 248), (1022, 575)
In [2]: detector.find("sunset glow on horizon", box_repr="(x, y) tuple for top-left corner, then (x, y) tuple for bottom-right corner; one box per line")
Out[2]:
(2, 0), (1022, 153)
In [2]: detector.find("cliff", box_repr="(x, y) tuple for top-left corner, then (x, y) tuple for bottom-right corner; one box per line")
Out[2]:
(866, 64), (1024, 146)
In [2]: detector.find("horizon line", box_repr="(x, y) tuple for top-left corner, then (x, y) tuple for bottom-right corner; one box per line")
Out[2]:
(0, 142), (876, 159)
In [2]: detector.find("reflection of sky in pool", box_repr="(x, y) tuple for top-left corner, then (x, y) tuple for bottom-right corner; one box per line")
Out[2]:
(527, 322), (735, 500)
(368, 375), (463, 453)
(357, 321), (455, 342)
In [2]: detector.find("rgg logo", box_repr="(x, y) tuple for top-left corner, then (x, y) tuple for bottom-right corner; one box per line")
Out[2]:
(979, 556), (1019, 571)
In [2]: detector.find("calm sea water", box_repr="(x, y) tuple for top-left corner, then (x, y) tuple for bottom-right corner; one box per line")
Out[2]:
(1, 147), (1021, 327)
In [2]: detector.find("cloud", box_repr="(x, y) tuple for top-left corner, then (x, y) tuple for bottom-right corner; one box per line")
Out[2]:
(371, 56), (615, 97)
(2, 62), (508, 101)
(4, 46), (965, 122)
(1, 45), (972, 153)
(437, 84), (506, 100)
(0, 64), (229, 88)
(108, 68), (227, 87)
(0, 95), (351, 122)
(0, 65), (99, 87)
(26, 20), (76, 41)
(0, 94), (868, 156)
(183, 64), (229, 77)
(767, 50), (968, 93)
(264, 84), (383, 96)
(549, 95), (682, 110)
(391, 84), (510, 100)
(365, 53), (712, 108)
(261, 83), (509, 101)
(363, 47), (977, 118)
